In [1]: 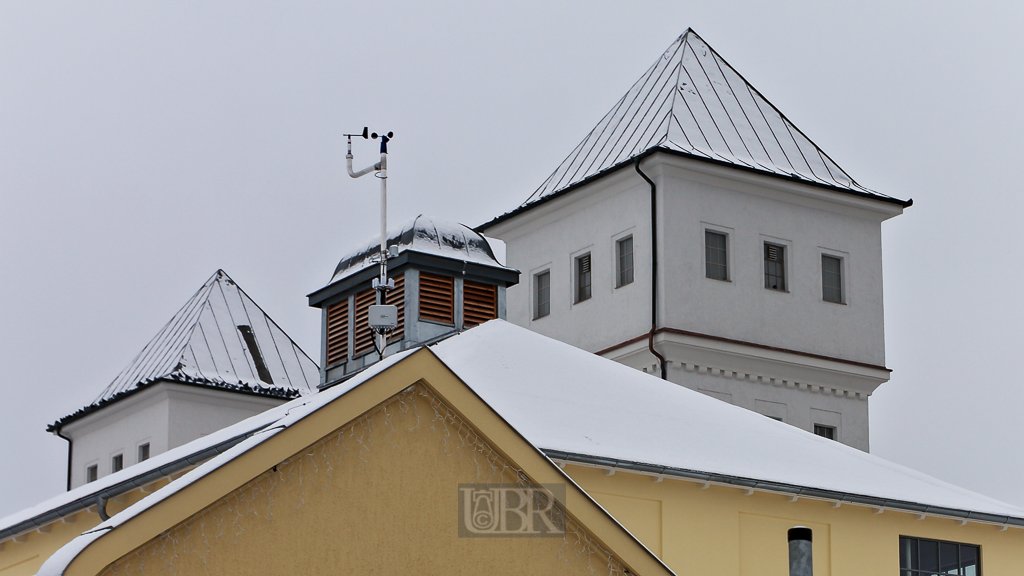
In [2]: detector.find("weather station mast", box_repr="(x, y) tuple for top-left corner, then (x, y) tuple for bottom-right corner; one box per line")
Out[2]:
(345, 127), (398, 357)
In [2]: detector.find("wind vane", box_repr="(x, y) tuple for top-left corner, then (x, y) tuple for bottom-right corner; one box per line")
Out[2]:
(345, 127), (398, 356)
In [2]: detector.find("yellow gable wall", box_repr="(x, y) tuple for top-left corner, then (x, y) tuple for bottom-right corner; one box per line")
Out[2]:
(567, 464), (1024, 576)
(99, 385), (628, 576)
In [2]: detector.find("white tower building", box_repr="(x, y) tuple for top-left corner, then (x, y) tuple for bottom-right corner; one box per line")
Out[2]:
(479, 30), (911, 451)
(49, 270), (319, 489)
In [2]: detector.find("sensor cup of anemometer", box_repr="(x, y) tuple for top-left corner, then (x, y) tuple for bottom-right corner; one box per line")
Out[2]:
(344, 127), (399, 356)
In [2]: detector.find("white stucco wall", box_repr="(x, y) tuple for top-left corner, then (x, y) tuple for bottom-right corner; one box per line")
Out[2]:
(486, 152), (902, 451)
(62, 382), (285, 488)
(654, 157), (894, 367)
(497, 168), (653, 353)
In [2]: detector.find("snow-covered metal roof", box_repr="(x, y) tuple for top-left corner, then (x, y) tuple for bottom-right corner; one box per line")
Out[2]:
(53, 270), (318, 429)
(329, 215), (512, 284)
(524, 29), (907, 207)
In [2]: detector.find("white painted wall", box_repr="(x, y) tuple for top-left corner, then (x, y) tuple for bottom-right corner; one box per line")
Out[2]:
(486, 152), (903, 451)
(497, 168), (653, 353)
(62, 382), (284, 488)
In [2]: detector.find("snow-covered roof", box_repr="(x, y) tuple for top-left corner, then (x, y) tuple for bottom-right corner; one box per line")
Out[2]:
(328, 215), (512, 284)
(522, 29), (909, 208)
(431, 321), (1024, 520)
(51, 270), (318, 430)
(23, 321), (1024, 562)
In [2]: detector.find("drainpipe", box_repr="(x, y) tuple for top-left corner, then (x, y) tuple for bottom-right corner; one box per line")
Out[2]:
(53, 427), (73, 491)
(634, 157), (667, 380)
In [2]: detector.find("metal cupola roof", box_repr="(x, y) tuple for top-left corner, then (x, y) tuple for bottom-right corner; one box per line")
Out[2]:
(327, 215), (514, 285)
(50, 270), (319, 431)
(520, 29), (910, 209)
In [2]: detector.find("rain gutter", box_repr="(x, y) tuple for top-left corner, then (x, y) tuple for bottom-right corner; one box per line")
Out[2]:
(0, 429), (258, 542)
(543, 449), (1024, 527)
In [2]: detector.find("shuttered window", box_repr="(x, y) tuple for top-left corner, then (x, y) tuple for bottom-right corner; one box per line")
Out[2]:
(419, 272), (455, 324)
(764, 243), (786, 291)
(353, 289), (377, 356)
(463, 281), (497, 327)
(575, 253), (592, 303)
(387, 273), (406, 341)
(325, 299), (349, 367)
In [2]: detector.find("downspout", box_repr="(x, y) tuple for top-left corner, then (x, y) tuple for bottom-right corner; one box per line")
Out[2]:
(634, 157), (667, 380)
(53, 427), (73, 491)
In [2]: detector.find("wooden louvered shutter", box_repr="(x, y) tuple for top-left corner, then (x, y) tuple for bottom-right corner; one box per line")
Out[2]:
(463, 281), (497, 328)
(387, 273), (405, 341)
(419, 272), (454, 324)
(353, 289), (377, 356)
(325, 299), (349, 367)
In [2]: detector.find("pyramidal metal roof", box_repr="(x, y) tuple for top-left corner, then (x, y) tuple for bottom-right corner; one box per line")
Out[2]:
(53, 271), (319, 429)
(523, 29), (908, 207)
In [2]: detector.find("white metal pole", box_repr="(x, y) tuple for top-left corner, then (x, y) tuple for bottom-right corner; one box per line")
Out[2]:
(377, 149), (388, 353)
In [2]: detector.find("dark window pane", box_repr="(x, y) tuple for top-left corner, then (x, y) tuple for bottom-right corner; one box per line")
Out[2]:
(939, 542), (959, 574)
(764, 244), (786, 290)
(705, 231), (728, 280)
(960, 545), (978, 574)
(617, 237), (634, 287)
(822, 255), (842, 302)
(576, 254), (592, 302)
(535, 271), (550, 318)
(919, 540), (939, 572)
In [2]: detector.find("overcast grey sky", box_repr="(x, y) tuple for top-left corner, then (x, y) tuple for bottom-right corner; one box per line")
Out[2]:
(3, 1), (1024, 518)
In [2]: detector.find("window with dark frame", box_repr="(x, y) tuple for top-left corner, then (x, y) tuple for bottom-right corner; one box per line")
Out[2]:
(822, 254), (843, 303)
(86, 464), (98, 483)
(575, 253), (592, 303)
(705, 230), (728, 280)
(813, 424), (836, 440)
(616, 236), (634, 287)
(138, 443), (150, 463)
(900, 536), (980, 576)
(534, 271), (550, 319)
(111, 454), (123, 473)
(764, 243), (786, 291)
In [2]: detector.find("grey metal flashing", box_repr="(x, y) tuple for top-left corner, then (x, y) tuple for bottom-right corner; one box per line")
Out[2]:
(0, 427), (263, 542)
(542, 449), (1024, 527)
(308, 252), (519, 309)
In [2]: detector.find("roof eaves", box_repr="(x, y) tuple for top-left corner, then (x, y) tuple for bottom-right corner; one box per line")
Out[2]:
(477, 148), (911, 233)
(544, 449), (1024, 527)
(0, 427), (261, 543)
(48, 378), (299, 433)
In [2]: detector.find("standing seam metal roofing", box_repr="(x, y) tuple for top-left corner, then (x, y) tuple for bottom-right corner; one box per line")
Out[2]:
(52, 270), (319, 430)
(523, 29), (907, 207)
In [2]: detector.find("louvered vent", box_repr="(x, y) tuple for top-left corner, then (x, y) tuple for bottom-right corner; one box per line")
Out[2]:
(579, 253), (591, 273)
(463, 281), (497, 328)
(325, 300), (349, 367)
(353, 289), (377, 356)
(419, 272), (454, 324)
(765, 244), (782, 261)
(387, 273), (406, 341)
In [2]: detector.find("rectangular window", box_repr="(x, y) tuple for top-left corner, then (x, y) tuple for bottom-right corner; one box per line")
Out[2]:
(575, 253), (592, 303)
(900, 536), (980, 576)
(138, 443), (150, 463)
(705, 230), (728, 280)
(813, 424), (836, 440)
(534, 271), (550, 319)
(111, 453), (123, 473)
(764, 243), (786, 291)
(822, 254), (843, 303)
(86, 464), (98, 483)
(616, 236), (634, 287)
